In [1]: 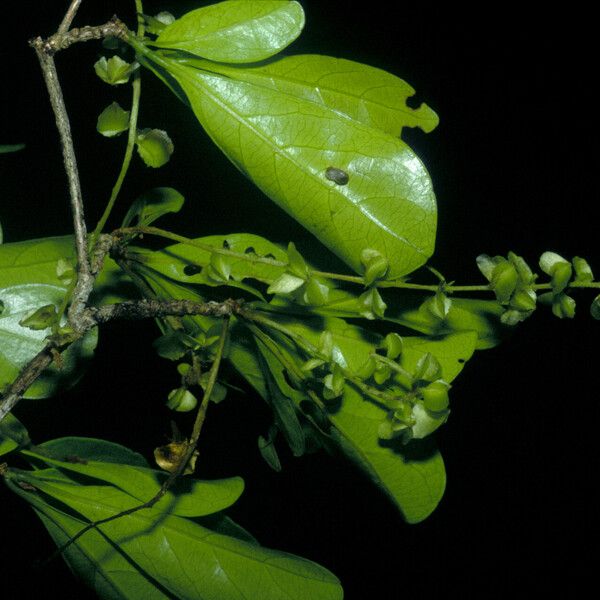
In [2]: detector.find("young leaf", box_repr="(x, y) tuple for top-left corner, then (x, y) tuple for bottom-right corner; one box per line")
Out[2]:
(135, 50), (437, 279)
(122, 187), (185, 227)
(136, 128), (173, 168)
(153, 0), (305, 63)
(96, 102), (130, 137)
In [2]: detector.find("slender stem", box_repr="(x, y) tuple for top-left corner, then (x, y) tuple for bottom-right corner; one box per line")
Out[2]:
(91, 1), (145, 243)
(30, 41), (92, 331)
(58, 0), (83, 34)
(0, 346), (56, 422)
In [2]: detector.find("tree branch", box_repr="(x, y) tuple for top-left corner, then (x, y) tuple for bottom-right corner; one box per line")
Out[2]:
(0, 345), (57, 422)
(58, 0), (83, 34)
(0, 296), (242, 422)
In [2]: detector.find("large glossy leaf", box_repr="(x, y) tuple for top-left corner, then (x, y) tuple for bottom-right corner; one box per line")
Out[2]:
(182, 53), (439, 136)
(154, 0), (305, 63)
(24, 444), (245, 518)
(7, 468), (343, 600)
(136, 49), (437, 279)
(0, 284), (98, 399)
(5, 469), (170, 600)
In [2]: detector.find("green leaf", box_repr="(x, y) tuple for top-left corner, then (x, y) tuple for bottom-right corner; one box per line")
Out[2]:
(94, 55), (136, 85)
(136, 50), (437, 279)
(6, 469), (343, 600)
(133, 233), (288, 293)
(135, 128), (173, 167)
(0, 235), (137, 306)
(36, 436), (149, 468)
(25, 441), (245, 518)
(179, 53), (439, 136)
(255, 336), (306, 457)
(257, 314), (477, 522)
(0, 414), (30, 457)
(122, 187), (185, 227)
(258, 427), (283, 472)
(0, 284), (98, 399)
(153, 0), (305, 63)
(97, 101), (130, 137)
(5, 470), (170, 600)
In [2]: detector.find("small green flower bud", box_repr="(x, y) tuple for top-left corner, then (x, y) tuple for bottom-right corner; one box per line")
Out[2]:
(509, 288), (537, 312)
(572, 257), (594, 282)
(361, 248), (389, 286)
(476, 254), (500, 281)
(508, 251), (535, 285)
(287, 242), (309, 279)
(267, 273), (305, 294)
(413, 352), (442, 383)
(136, 128), (173, 168)
(552, 293), (576, 319)
(550, 261), (572, 293)
(373, 363), (391, 385)
(94, 55), (136, 85)
(491, 261), (518, 303)
(500, 309), (529, 326)
(425, 291), (452, 319)
(358, 288), (387, 319)
(166, 387), (197, 412)
(539, 251), (568, 276)
(302, 277), (329, 305)
(323, 364), (345, 399)
(421, 380), (450, 412)
(382, 333), (403, 360)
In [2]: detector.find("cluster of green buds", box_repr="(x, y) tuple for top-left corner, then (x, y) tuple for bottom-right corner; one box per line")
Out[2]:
(153, 326), (226, 412)
(537, 252), (593, 319)
(94, 47), (173, 168)
(360, 334), (451, 443)
(300, 330), (346, 400)
(477, 251), (537, 325)
(267, 242), (331, 306)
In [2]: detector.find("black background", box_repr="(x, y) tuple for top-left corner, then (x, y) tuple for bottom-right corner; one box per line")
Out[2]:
(1, 1), (598, 597)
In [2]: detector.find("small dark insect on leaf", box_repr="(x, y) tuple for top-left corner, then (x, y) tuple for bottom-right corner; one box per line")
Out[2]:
(325, 166), (349, 185)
